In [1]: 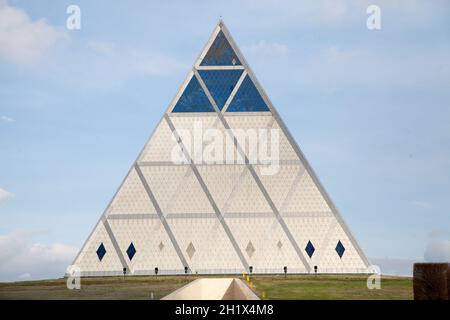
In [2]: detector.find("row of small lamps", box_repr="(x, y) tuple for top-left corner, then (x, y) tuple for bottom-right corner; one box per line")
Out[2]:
(121, 265), (319, 278)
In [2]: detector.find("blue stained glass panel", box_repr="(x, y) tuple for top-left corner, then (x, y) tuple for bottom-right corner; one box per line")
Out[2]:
(200, 31), (241, 66)
(96, 243), (106, 261)
(227, 75), (269, 112)
(335, 240), (345, 258)
(199, 70), (243, 110)
(172, 76), (215, 113)
(305, 240), (315, 258)
(126, 242), (136, 261)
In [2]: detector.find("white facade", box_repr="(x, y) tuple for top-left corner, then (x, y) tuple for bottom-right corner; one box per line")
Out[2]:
(72, 21), (370, 276)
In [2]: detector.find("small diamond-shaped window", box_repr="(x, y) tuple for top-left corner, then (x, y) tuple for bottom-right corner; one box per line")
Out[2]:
(335, 240), (345, 258)
(158, 241), (164, 251)
(126, 242), (136, 261)
(246, 241), (255, 258)
(186, 242), (196, 259)
(277, 240), (283, 249)
(96, 243), (106, 261)
(305, 240), (315, 258)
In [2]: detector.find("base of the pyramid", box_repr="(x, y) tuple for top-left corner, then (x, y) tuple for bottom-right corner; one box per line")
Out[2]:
(68, 269), (372, 278)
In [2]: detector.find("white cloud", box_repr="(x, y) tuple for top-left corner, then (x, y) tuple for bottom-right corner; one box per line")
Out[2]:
(370, 257), (418, 276)
(424, 241), (450, 262)
(0, 230), (78, 281)
(0, 188), (14, 202)
(410, 200), (432, 209)
(0, 1), (68, 65)
(235, 0), (351, 30)
(1, 115), (15, 122)
(87, 40), (115, 55)
(286, 42), (450, 94)
(52, 40), (189, 90)
(125, 49), (187, 77)
(428, 228), (448, 239)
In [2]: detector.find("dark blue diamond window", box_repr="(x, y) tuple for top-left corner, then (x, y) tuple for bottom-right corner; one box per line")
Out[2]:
(335, 240), (345, 258)
(305, 240), (315, 258)
(96, 243), (106, 261)
(126, 242), (136, 261)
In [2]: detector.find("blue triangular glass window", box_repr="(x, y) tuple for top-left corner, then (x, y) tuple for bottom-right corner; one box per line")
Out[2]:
(227, 75), (269, 112)
(198, 70), (243, 110)
(172, 76), (215, 113)
(200, 31), (241, 66)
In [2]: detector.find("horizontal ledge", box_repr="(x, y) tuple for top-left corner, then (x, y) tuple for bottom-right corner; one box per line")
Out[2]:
(168, 111), (272, 116)
(196, 66), (245, 70)
(106, 212), (334, 220)
(137, 160), (303, 167)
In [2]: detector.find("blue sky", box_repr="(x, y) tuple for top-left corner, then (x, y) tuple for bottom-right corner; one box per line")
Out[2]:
(0, 0), (449, 281)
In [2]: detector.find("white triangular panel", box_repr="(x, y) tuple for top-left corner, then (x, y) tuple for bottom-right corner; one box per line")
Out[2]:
(166, 169), (215, 215)
(73, 222), (123, 276)
(139, 165), (187, 212)
(140, 165), (214, 215)
(108, 219), (184, 273)
(197, 165), (245, 212)
(312, 222), (369, 273)
(283, 215), (334, 264)
(283, 170), (332, 213)
(106, 167), (157, 216)
(166, 218), (245, 273)
(139, 118), (180, 162)
(224, 217), (307, 273)
(170, 115), (219, 162)
(223, 167), (272, 214)
(270, 120), (300, 161)
(254, 164), (304, 211)
(225, 115), (273, 162)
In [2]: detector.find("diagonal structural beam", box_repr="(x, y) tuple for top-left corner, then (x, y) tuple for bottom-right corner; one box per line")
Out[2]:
(312, 219), (338, 266)
(218, 21), (371, 268)
(194, 69), (312, 272)
(221, 167), (248, 214)
(246, 164), (312, 271)
(102, 218), (131, 273)
(134, 164), (190, 270)
(279, 166), (306, 213)
(271, 113), (371, 267)
(164, 114), (250, 271)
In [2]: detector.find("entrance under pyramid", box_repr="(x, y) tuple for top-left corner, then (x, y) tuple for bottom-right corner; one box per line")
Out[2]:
(72, 21), (370, 276)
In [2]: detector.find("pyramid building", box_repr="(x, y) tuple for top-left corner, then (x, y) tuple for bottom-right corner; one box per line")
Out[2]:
(72, 21), (370, 276)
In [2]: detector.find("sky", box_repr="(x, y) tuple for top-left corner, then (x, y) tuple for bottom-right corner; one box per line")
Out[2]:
(0, 0), (449, 281)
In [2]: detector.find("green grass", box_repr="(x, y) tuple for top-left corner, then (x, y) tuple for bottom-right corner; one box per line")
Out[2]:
(251, 275), (413, 300)
(0, 276), (189, 300)
(0, 274), (412, 300)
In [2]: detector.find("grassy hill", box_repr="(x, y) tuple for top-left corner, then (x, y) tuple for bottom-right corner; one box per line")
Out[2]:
(0, 274), (412, 300)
